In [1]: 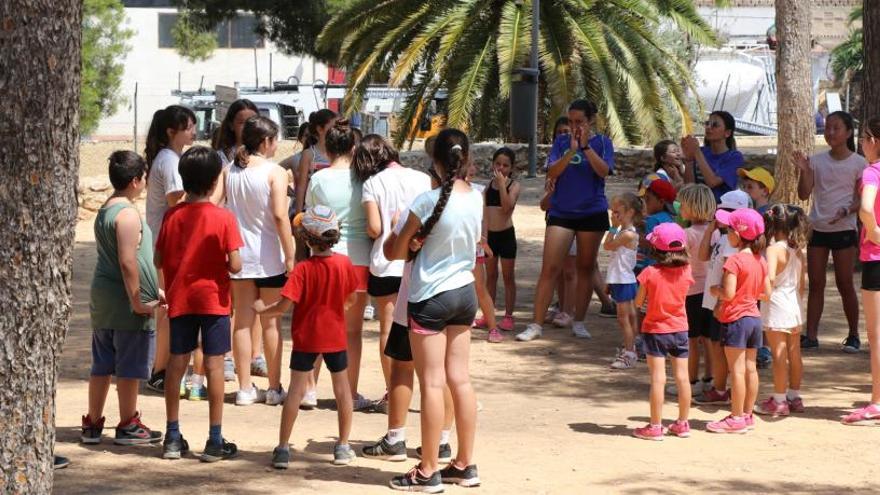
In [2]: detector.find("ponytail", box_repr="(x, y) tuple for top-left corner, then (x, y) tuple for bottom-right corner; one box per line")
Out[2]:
(325, 119), (356, 158)
(234, 115), (279, 167)
(414, 128), (469, 246)
(144, 105), (196, 176)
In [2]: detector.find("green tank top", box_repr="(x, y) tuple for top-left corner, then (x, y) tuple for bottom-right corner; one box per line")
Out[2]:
(89, 202), (159, 331)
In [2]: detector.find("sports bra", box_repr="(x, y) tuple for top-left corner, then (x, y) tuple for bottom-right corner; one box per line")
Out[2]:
(485, 179), (514, 207)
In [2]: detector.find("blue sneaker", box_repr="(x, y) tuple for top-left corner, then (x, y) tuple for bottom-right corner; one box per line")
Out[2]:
(188, 384), (208, 401)
(757, 346), (772, 369)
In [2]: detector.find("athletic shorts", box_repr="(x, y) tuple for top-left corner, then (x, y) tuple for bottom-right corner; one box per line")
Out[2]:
(408, 284), (478, 333)
(708, 316), (724, 342)
(368, 274), (402, 297)
(720, 316), (763, 349)
(290, 350), (348, 373)
(91, 329), (156, 380)
(686, 293), (713, 339)
(169, 315), (231, 355)
(643, 331), (689, 358)
(608, 283), (637, 303)
(809, 229), (857, 251)
(384, 322), (413, 362)
(863, 261), (880, 291)
(546, 211), (610, 233)
(487, 227), (517, 259)
(237, 273), (288, 289)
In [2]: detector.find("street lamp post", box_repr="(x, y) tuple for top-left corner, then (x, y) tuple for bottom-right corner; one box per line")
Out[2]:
(510, 0), (540, 177)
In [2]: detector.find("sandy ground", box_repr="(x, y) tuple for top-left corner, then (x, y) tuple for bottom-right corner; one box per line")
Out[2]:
(54, 175), (880, 494)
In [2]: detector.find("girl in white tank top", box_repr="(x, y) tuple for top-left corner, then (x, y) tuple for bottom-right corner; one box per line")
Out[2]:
(603, 193), (642, 370)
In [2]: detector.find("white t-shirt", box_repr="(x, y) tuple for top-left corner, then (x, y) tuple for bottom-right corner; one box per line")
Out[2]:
(392, 207), (413, 326)
(307, 167), (371, 266)
(362, 165), (432, 277)
(702, 230), (737, 310)
(408, 187), (483, 303)
(809, 151), (866, 232)
(146, 148), (183, 245)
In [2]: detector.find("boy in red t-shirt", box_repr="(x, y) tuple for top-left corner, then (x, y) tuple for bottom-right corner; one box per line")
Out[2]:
(154, 146), (244, 462)
(254, 205), (359, 469)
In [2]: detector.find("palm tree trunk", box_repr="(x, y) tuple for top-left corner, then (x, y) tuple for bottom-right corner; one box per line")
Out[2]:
(774, 0), (813, 205)
(863, 0), (880, 122)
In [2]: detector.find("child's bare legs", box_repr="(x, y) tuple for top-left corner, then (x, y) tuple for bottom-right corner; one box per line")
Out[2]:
(376, 294), (397, 388)
(616, 301), (635, 350)
(591, 267), (613, 309)
(561, 256), (576, 316)
(192, 347), (205, 376)
(702, 338), (713, 379)
(788, 330), (803, 391)
(724, 347), (746, 416)
(204, 354), (225, 426)
(862, 289), (880, 403)
(87, 375), (111, 421)
(767, 331), (789, 394)
(331, 369), (353, 444)
(345, 291), (368, 398)
(710, 340), (728, 392)
(501, 258), (517, 317)
(278, 370), (310, 448)
(531, 227), (575, 325)
(251, 316), (263, 362)
(672, 357), (691, 421)
(572, 231), (602, 322)
(688, 338), (701, 382)
(445, 326), (476, 467)
(472, 265), (497, 329)
(164, 352), (191, 424)
(231, 281), (258, 392)
(486, 256), (500, 305)
(87, 376), (139, 422)
(410, 331), (447, 474)
(259, 286), (284, 391)
(153, 309), (170, 374)
(388, 360), (415, 430)
(744, 348), (759, 414)
(646, 356), (666, 425)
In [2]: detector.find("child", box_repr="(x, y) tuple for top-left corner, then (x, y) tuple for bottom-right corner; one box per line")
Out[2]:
(255, 206), (359, 467)
(468, 161), (503, 342)
(155, 146), (244, 461)
(485, 147), (522, 332)
(738, 166), (774, 214)
(707, 208), (770, 434)
(603, 193), (641, 369)
(635, 177), (677, 274)
(81, 151), (163, 446)
(755, 204), (809, 417)
(632, 223), (694, 440)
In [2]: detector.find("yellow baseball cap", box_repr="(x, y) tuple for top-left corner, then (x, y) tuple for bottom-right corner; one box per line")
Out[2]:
(737, 167), (775, 194)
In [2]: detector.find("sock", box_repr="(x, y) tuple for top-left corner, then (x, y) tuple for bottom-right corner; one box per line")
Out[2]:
(277, 444), (290, 452)
(787, 389), (801, 400)
(386, 427), (406, 444)
(773, 393), (787, 403)
(209, 424), (222, 446)
(440, 429), (451, 445)
(191, 374), (205, 387)
(166, 420), (180, 441)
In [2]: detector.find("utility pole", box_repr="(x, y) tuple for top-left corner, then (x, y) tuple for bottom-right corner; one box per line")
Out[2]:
(527, 0), (540, 178)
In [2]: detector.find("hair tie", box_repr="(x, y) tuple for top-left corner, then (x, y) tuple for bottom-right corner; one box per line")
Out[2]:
(451, 144), (463, 152)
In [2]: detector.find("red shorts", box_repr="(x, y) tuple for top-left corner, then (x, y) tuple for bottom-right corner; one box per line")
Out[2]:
(353, 265), (369, 292)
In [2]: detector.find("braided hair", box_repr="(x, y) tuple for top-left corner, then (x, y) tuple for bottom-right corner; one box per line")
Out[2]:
(412, 129), (469, 253)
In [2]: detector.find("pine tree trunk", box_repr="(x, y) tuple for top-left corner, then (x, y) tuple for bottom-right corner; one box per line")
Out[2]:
(862, 0), (880, 122)
(774, 0), (813, 205)
(0, 1), (81, 492)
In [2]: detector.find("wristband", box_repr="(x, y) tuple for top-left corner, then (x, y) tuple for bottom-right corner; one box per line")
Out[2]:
(608, 227), (619, 235)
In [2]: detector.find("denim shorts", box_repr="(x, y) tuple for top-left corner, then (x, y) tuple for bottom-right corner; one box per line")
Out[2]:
(290, 350), (347, 373)
(169, 314), (231, 355)
(608, 283), (637, 303)
(91, 329), (156, 380)
(642, 331), (689, 358)
(721, 316), (763, 349)
(408, 284), (478, 333)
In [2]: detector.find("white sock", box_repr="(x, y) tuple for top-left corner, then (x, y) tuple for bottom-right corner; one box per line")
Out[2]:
(191, 374), (205, 387)
(386, 428), (405, 444)
(773, 393), (786, 403)
(786, 389), (801, 400)
(440, 429), (451, 445)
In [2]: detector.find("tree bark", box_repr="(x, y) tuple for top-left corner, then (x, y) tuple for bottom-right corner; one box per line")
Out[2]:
(774, 0), (813, 205)
(0, 1), (81, 492)
(863, 0), (880, 123)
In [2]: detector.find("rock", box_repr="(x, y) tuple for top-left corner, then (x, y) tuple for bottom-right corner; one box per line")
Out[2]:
(81, 195), (105, 212)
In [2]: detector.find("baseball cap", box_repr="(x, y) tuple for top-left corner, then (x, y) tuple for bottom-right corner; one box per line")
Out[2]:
(294, 205), (339, 238)
(646, 222), (687, 252)
(714, 208), (765, 241)
(737, 167), (775, 193)
(640, 177), (677, 203)
(717, 189), (750, 210)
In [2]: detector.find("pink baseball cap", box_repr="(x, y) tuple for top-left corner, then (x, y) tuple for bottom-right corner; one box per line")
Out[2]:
(715, 208), (765, 240)
(646, 222), (687, 252)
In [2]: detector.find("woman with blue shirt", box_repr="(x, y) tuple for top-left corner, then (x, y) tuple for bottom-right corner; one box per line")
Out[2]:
(517, 99), (614, 342)
(682, 110), (744, 202)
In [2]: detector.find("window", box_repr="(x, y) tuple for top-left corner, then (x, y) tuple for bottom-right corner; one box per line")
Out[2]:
(157, 13), (265, 49)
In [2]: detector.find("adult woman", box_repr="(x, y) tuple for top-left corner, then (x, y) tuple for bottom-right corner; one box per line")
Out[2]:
(307, 121), (374, 411)
(682, 111), (744, 202)
(795, 111), (865, 351)
(518, 99), (614, 342)
(653, 139), (686, 190)
(226, 116), (295, 406)
(388, 129), (482, 491)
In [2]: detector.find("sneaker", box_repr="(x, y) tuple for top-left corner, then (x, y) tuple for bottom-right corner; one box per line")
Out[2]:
(632, 423), (666, 441)
(552, 311), (573, 328)
(114, 412), (162, 445)
(544, 304), (559, 323)
(610, 350), (637, 370)
(787, 397), (805, 413)
(389, 465), (443, 493)
(188, 384), (208, 401)
(754, 397), (790, 417)
(162, 435), (190, 460)
(251, 355), (269, 378)
(668, 381), (704, 397)
(266, 386), (287, 406)
(487, 327), (504, 343)
(842, 403), (880, 426)
(145, 369), (165, 393)
(801, 335), (819, 350)
(363, 435), (407, 462)
(572, 321), (591, 339)
(235, 384), (266, 406)
(80, 415), (105, 444)
(471, 316), (488, 329)
(272, 446), (290, 469)
(416, 443), (452, 464)
(53, 455), (70, 470)
(706, 414), (749, 434)
(498, 315), (515, 331)
(333, 443), (357, 465)
(842, 335), (861, 354)
(373, 393), (389, 414)
(744, 412), (756, 431)
(634, 336), (647, 361)
(201, 438), (238, 462)
(439, 461), (480, 487)
(757, 347), (772, 369)
(352, 393), (374, 412)
(668, 420), (691, 438)
(364, 305), (375, 321)
(694, 387), (731, 405)
(223, 357), (236, 382)
(515, 323), (542, 342)
(300, 389), (318, 410)
(598, 302), (617, 318)
(179, 376), (188, 399)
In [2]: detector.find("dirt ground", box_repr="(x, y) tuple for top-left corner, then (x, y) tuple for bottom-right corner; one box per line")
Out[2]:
(54, 174), (880, 494)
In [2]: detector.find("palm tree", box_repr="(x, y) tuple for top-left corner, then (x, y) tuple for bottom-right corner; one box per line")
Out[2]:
(317, 0), (719, 147)
(830, 6), (863, 83)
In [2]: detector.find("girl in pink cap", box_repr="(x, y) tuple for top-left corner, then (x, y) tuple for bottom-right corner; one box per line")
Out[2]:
(707, 208), (770, 434)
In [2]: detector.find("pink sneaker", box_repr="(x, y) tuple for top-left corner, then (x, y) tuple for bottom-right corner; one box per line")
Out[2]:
(754, 397), (790, 417)
(632, 423), (666, 441)
(787, 397), (805, 413)
(842, 403), (880, 426)
(472, 317), (488, 329)
(744, 412), (756, 431)
(487, 328), (504, 343)
(693, 387), (730, 405)
(706, 415), (749, 434)
(498, 315), (515, 332)
(668, 420), (690, 438)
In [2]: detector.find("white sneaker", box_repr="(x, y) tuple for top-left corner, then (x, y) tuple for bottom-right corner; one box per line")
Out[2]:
(610, 350), (636, 369)
(572, 321), (592, 339)
(666, 381), (705, 397)
(223, 357), (236, 382)
(352, 393), (374, 411)
(552, 311), (573, 328)
(266, 387), (287, 406)
(300, 389), (318, 410)
(235, 384), (266, 406)
(516, 323), (543, 341)
(363, 305), (375, 321)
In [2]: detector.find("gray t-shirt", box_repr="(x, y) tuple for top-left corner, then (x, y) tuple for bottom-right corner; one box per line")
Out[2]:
(145, 148), (183, 243)
(809, 150), (866, 232)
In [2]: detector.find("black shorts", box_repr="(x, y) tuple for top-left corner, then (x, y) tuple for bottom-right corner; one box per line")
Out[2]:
(708, 316), (723, 342)
(487, 227), (517, 259)
(546, 211), (610, 232)
(169, 315), (231, 356)
(290, 350), (348, 373)
(809, 230), (858, 251)
(408, 284), (478, 333)
(254, 273), (288, 288)
(368, 274), (402, 297)
(862, 261), (880, 291)
(384, 322), (413, 362)
(686, 294), (713, 339)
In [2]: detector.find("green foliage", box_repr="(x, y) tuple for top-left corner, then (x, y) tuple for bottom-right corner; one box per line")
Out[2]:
(81, 0), (133, 136)
(831, 6), (863, 82)
(172, 11), (218, 62)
